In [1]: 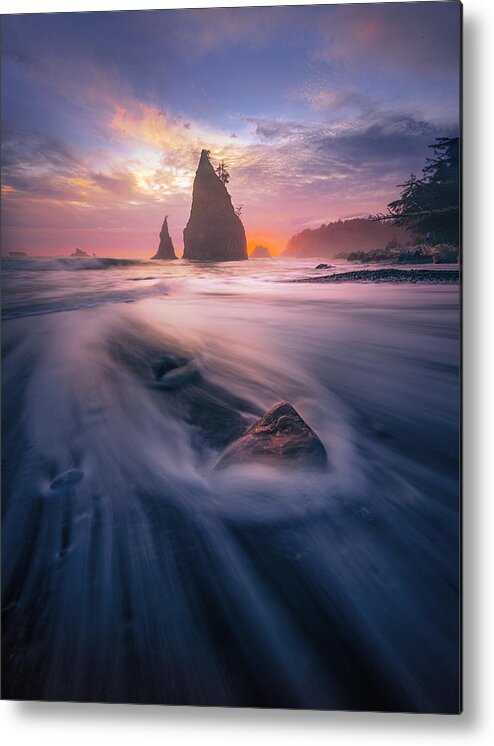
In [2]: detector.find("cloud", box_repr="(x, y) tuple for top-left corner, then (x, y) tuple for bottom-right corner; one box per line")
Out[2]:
(173, 7), (289, 57)
(1, 125), (164, 210)
(299, 87), (375, 114)
(313, 2), (460, 78)
(1, 130), (84, 202)
(235, 107), (456, 196)
(89, 170), (139, 198)
(2, 129), (76, 174)
(314, 113), (444, 171)
(1, 5), (460, 256)
(1, 100), (458, 257)
(241, 117), (306, 143)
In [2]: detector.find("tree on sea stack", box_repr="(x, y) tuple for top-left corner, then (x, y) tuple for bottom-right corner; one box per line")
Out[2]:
(215, 161), (230, 184)
(183, 150), (248, 261)
(151, 215), (177, 260)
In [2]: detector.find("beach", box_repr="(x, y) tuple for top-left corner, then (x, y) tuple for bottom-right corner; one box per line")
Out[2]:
(1, 257), (460, 710)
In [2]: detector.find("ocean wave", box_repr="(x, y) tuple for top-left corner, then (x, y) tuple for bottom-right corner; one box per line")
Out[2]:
(1, 280), (170, 319)
(1, 263), (460, 709)
(1, 257), (150, 272)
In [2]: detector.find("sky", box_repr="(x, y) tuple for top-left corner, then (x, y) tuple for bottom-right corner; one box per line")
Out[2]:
(1, 2), (461, 257)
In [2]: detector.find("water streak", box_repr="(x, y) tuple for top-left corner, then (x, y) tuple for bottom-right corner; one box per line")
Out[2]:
(1, 258), (460, 710)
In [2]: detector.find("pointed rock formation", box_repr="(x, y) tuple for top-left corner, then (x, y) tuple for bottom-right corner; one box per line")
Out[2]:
(151, 215), (176, 260)
(215, 401), (327, 469)
(183, 150), (248, 261)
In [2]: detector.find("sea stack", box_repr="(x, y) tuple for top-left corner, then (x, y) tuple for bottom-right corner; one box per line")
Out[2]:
(250, 245), (271, 258)
(70, 248), (90, 258)
(151, 215), (176, 260)
(183, 150), (248, 261)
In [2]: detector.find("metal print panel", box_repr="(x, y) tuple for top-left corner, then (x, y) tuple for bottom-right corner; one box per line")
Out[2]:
(1, 2), (461, 712)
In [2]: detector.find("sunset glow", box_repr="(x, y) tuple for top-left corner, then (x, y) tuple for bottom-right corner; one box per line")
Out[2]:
(1, 4), (460, 257)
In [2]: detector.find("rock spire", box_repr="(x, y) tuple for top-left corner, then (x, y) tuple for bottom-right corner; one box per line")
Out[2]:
(151, 215), (176, 260)
(183, 150), (248, 261)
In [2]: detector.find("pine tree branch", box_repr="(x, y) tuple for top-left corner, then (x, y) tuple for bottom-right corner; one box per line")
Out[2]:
(371, 206), (458, 222)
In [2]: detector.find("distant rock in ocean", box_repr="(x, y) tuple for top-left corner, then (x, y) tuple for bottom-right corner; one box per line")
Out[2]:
(71, 248), (90, 258)
(151, 215), (176, 260)
(183, 150), (248, 262)
(215, 401), (327, 470)
(9, 251), (27, 257)
(250, 245), (271, 258)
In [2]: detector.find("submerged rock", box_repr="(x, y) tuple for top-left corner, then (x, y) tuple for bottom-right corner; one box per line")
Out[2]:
(183, 150), (248, 262)
(154, 361), (201, 389)
(49, 469), (84, 491)
(315, 263), (333, 270)
(188, 390), (248, 450)
(215, 401), (327, 469)
(250, 245), (271, 259)
(151, 215), (176, 260)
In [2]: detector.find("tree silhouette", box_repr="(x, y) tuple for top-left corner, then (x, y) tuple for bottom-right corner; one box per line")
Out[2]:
(215, 161), (230, 184)
(373, 137), (460, 246)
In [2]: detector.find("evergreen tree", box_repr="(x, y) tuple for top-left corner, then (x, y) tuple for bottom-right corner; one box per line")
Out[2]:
(215, 161), (230, 184)
(380, 137), (460, 246)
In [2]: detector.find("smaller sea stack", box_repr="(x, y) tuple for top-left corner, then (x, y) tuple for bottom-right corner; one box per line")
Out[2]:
(151, 215), (176, 260)
(250, 245), (271, 258)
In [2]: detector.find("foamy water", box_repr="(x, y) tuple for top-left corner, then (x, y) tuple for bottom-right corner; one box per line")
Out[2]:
(1, 256), (460, 710)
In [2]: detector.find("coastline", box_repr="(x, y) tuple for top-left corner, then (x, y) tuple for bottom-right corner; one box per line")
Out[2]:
(292, 268), (460, 284)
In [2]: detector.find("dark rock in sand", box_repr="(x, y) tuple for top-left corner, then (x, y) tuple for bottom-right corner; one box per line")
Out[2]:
(250, 245), (271, 259)
(293, 268), (459, 284)
(183, 150), (248, 262)
(215, 401), (327, 469)
(147, 347), (252, 449)
(151, 215), (177, 260)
